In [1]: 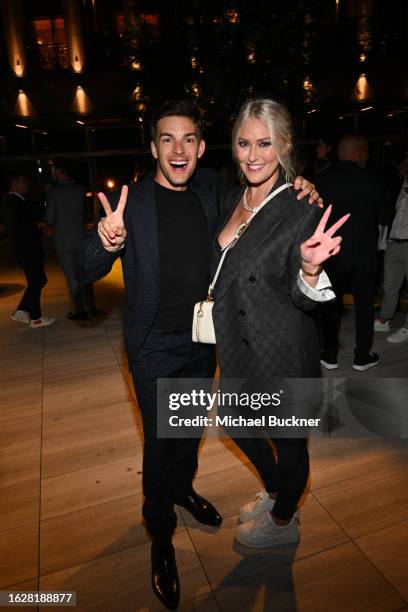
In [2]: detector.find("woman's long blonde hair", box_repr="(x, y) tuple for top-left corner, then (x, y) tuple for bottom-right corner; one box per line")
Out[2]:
(232, 98), (295, 182)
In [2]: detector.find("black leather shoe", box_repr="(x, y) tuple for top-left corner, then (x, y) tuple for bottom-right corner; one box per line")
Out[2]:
(151, 542), (180, 610)
(66, 311), (88, 321)
(176, 491), (222, 526)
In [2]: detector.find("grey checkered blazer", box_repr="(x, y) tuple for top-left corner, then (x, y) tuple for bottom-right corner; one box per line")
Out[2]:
(212, 174), (323, 379)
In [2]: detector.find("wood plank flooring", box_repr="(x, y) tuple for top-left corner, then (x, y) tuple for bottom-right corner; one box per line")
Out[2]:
(1, 241), (407, 611)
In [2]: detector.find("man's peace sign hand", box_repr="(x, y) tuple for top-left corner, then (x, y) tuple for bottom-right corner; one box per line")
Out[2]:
(97, 185), (128, 252)
(300, 204), (350, 268)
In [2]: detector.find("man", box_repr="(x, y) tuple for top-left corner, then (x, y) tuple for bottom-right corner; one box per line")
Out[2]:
(79, 100), (319, 609)
(374, 171), (408, 343)
(46, 157), (97, 320)
(316, 134), (383, 371)
(2, 172), (55, 328)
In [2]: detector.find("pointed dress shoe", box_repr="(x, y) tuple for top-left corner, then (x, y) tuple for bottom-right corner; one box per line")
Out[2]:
(176, 491), (222, 526)
(151, 542), (180, 610)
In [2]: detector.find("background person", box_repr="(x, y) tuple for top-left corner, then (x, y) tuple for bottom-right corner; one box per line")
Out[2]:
(2, 171), (55, 328)
(46, 157), (97, 320)
(374, 168), (408, 343)
(315, 134), (384, 371)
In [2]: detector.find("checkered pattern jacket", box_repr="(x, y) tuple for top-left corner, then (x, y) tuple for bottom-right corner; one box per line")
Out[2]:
(212, 175), (323, 379)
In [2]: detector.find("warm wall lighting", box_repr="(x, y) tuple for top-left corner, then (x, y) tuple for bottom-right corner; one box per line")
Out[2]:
(133, 85), (142, 101)
(3, 0), (26, 77)
(106, 179), (115, 189)
(191, 83), (200, 97)
(360, 53), (366, 62)
(247, 51), (256, 64)
(225, 9), (239, 23)
(131, 60), (142, 70)
(353, 73), (372, 101)
(73, 86), (91, 114)
(64, 0), (85, 72)
(15, 90), (34, 116)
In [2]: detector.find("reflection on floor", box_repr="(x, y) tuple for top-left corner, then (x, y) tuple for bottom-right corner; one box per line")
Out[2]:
(1, 246), (408, 612)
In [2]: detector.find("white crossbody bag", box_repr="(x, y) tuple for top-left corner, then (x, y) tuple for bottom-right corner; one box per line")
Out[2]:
(192, 182), (291, 344)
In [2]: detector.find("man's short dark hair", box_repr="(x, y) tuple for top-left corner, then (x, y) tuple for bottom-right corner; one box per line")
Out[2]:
(150, 99), (202, 140)
(52, 156), (73, 178)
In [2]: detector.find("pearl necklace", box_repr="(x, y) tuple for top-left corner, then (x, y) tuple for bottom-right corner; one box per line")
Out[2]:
(242, 187), (267, 213)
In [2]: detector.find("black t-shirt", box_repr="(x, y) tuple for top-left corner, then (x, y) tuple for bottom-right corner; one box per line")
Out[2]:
(153, 182), (210, 331)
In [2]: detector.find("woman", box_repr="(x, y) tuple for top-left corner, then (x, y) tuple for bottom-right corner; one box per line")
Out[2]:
(212, 99), (348, 548)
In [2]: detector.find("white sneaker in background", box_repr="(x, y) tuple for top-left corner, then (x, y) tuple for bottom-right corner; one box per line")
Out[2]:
(29, 316), (56, 328)
(10, 310), (30, 324)
(374, 319), (390, 332)
(387, 327), (408, 344)
(236, 511), (299, 548)
(239, 490), (276, 523)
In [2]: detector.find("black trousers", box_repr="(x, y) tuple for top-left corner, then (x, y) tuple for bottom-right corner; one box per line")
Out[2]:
(57, 249), (95, 312)
(230, 436), (309, 521)
(16, 248), (47, 320)
(320, 267), (376, 361)
(130, 330), (216, 545)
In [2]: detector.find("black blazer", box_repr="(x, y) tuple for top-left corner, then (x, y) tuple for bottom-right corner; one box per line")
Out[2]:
(1, 193), (43, 261)
(212, 175), (323, 379)
(314, 160), (383, 272)
(79, 170), (220, 363)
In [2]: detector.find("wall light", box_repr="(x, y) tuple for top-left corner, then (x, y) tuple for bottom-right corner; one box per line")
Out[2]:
(15, 90), (34, 117)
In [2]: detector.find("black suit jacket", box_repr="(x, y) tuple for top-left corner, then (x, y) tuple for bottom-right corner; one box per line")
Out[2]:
(1, 193), (43, 262)
(314, 161), (383, 272)
(212, 175), (323, 379)
(79, 169), (220, 363)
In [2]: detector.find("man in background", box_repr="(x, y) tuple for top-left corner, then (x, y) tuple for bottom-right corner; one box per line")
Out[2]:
(46, 157), (97, 320)
(316, 134), (383, 371)
(3, 171), (55, 328)
(374, 157), (408, 344)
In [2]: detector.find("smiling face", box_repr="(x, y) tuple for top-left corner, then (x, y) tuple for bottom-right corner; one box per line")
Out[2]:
(151, 116), (205, 191)
(235, 117), (281, 189)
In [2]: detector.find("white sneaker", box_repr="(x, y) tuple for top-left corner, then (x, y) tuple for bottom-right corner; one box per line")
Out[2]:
(374, 319), (390, 332)
(10, 310), (30, 324)
(387, 327), (408, 344)
(239, 490), (276, 523)
(236, 511), (299, 548)
(30, 316), (56, 328)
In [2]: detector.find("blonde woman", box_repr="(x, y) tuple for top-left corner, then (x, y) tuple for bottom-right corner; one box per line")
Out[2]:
(212, 99), (348, 548)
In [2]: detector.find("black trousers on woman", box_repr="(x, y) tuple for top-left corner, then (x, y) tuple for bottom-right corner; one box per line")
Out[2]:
(231, 436), (309, 521)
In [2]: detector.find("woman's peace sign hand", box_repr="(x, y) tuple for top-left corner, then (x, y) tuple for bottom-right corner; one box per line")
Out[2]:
(300, 204), (350, 268)
(97, 185), (128, 252)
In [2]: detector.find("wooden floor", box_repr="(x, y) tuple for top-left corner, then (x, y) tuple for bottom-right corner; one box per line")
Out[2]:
(1, 244), (408, 612)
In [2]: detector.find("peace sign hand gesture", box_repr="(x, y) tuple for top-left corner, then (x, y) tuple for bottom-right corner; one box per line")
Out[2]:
(300, 204), (350, 270)
(97, 185), (128, 252)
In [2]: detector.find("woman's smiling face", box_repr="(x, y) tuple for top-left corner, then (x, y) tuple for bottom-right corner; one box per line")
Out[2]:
(235, 117), (280, 187)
